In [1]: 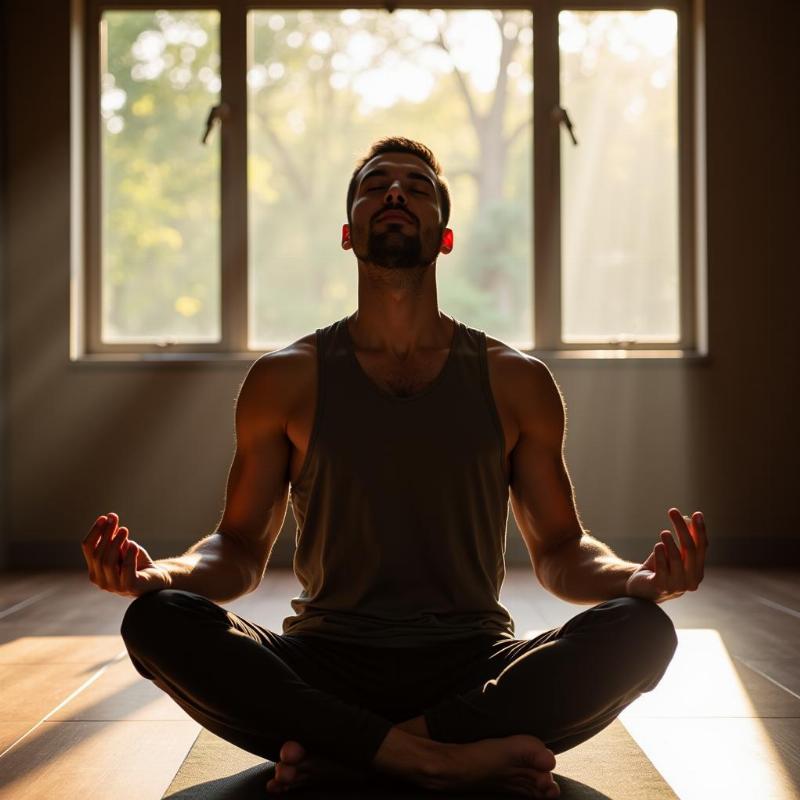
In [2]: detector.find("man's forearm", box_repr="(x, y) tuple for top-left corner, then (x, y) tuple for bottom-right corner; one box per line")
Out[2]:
(154, 532), (258, 604)
(539, 533), (639, 605)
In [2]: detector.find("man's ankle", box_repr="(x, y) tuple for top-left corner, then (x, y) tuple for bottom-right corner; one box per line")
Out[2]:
(371, 726), (443, 786)
(394, 714), (432, 739)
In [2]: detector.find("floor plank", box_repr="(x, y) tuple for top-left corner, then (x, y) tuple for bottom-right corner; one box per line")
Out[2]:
(0, 659), (123, 754)
(48, 656), (194, 723)
(0, 720), (200, 800)
(0, 573), (61, 611)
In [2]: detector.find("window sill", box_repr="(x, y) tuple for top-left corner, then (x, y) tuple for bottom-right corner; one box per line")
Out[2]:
(528, 349), (710, 364)
(70, 349), (710, 365)
(70, 352), (260, 365)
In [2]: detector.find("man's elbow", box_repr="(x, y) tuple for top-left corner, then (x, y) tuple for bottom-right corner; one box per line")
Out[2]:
(220, 530), (267, 595)
(534, 531), (584, 593)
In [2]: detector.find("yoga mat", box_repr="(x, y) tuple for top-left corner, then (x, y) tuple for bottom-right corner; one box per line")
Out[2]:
(162, 719), (678, 799)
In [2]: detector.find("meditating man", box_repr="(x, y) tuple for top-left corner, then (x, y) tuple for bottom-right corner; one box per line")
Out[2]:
(82, 136), (708, 799)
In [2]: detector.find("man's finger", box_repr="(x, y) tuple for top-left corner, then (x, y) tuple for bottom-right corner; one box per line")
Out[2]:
(674, 515), (697, 585)
(669, 511), (694, 572)
(117, 535), (129, 569)
(121, 543), (137, 590)
(661, 530), (683, 590)
(673, 514), (696, 555)
(82, 516), (107, 549)
(693, 511), (708, 549)
(110, 527), (128, 562)
(655, 543), (669, 592)
(129, 542), (139, 578)
(693, 512), (707, 581)
(668, 508), (692, 542)
(102, 526), (126, 580)
(97, 516), (117, 564)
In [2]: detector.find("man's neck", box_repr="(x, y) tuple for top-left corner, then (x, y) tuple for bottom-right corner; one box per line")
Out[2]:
(347, 306), (453, 361)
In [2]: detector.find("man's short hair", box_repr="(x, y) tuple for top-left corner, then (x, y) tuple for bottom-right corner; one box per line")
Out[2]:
(346, 136), (451, 231)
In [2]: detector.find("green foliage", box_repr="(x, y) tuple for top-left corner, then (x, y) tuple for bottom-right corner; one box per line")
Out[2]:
(102, 10), (220, 341)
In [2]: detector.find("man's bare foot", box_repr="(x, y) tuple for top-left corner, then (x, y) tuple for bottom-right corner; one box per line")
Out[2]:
(265, 728), (560, 798)
(432, 734), (561, 798)
(373, 727), (561, 798)
(265, 740), (371, 794)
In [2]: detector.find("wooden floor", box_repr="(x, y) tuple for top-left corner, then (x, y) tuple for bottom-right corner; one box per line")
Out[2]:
(0, 566), (798, 799)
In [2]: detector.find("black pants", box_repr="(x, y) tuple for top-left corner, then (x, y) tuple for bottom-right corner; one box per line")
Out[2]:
(120, 590), (677, 771)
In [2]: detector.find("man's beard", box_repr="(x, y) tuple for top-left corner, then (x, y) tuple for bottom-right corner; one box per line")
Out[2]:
(363, 228), (431, 270)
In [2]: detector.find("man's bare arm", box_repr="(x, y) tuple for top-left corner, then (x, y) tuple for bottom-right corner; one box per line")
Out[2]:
(508, 355), (638, 604)
(155, 351), (293, 602)
(153, 535), (268, 604)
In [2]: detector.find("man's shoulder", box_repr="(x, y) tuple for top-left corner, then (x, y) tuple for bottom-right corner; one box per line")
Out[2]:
(483, 334), (561, 434)
(251, 331), (317, 376)
(239, 332), (318, 420)
(484, 333), (552, 386)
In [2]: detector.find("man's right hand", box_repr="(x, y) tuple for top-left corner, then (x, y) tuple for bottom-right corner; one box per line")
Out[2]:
(82, 512), (171, 598)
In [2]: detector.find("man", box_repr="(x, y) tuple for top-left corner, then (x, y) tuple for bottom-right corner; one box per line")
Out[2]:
(83, 136), (708, 799)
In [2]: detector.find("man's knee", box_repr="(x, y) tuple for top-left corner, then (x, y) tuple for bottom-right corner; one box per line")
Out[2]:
(120, 588), (183, 645)
(626, 596), (677, 647)
(619, 596), (679, 685)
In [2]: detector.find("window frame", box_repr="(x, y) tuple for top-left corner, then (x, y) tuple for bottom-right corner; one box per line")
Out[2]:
(72, 0), (705, 361)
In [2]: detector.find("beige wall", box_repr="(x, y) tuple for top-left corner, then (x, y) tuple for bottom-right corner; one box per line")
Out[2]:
(1, 0), (797, 571)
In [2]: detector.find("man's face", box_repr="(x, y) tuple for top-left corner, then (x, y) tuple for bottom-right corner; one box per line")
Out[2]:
(343, 153), (452, 270)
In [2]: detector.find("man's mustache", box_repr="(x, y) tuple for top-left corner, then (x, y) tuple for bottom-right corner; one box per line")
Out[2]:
(374, 208), (416, 224)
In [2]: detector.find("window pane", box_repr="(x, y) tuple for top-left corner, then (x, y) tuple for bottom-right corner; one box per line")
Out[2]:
(248, 9), (533, 348)
(100, 10), (220, 343)
(560, 10), (679, 343)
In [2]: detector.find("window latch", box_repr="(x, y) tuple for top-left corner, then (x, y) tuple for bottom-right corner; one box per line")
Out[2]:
(202, 102), (230, 145)
(552, 105), (578, 146)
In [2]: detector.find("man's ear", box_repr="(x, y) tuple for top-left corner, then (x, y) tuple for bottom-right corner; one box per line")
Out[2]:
(342, 223), (352, 251)
(440, 228), (454, 255)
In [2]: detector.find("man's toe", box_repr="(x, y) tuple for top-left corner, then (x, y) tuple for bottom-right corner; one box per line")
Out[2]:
(279, 740), (306, 763)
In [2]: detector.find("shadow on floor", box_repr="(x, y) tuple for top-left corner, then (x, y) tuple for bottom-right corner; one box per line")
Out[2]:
(164, 761), (612, 799)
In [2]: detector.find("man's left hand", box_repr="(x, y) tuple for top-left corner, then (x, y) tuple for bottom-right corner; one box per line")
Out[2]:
(625, 508), (708, 604)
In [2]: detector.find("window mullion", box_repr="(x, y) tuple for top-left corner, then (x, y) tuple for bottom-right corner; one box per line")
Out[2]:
(532, 0), (561, 351)
(85, 0), (102, 356)
(220, 0), (248, 352)
(678, 0), (697, 351)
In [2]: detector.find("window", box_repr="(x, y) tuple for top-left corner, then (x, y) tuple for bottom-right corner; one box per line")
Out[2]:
(99, 10), (221, 344)
(559, 9), (680, 344)
(76, 0), (699, 358)
(246, 7), (533, 347)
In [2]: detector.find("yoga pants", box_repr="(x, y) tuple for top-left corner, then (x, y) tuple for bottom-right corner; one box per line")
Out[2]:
(120, 590), (677, 770)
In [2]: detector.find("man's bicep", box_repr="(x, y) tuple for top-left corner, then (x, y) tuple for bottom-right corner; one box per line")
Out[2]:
(218, 357), (292, 583)
(509, 357), (584, 577)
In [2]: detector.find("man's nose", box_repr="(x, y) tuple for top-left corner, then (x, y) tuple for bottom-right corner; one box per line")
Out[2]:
(384, 182), (406, 203)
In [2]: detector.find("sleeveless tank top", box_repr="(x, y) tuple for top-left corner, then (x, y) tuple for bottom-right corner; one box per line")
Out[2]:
(282, 314), (516, 648)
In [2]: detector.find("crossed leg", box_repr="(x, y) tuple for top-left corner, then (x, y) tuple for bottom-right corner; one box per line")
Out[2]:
(121, 591), (676, 797)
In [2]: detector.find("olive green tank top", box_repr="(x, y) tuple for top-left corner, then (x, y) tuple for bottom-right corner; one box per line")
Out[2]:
(282, 314), (516, 647)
